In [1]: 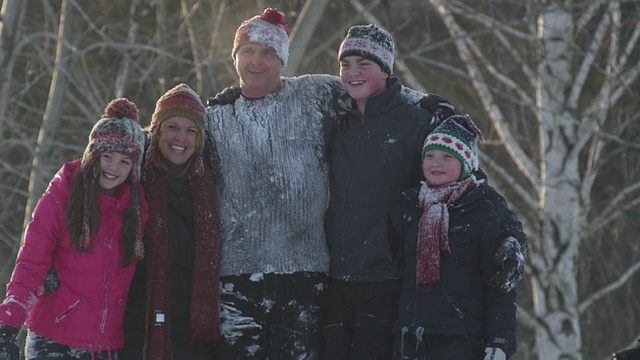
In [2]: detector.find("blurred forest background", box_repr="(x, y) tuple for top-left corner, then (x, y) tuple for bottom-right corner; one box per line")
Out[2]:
(1, 0), (640, 359)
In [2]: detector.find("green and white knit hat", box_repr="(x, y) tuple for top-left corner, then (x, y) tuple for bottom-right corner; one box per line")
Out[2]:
(421, 114), (485, 180)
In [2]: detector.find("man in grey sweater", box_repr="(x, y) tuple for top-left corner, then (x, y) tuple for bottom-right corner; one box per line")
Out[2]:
(204, 8), (343, 360)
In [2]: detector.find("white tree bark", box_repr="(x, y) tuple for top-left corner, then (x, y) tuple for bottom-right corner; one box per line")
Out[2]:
(428, 0), (640, 358)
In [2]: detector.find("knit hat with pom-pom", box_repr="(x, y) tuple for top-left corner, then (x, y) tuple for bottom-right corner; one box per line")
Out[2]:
(77, 98), (145, 259)
(421, 114), (485, 180)
(232, 7), (289, 69)
(81, 98), (145, 180)
(150, 83), (205, 143)
(338, 24), (395, 74)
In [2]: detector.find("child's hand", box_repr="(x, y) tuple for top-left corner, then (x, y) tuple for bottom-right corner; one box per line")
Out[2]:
(484, 346), (506, 360)
(489, 236), (526, 293)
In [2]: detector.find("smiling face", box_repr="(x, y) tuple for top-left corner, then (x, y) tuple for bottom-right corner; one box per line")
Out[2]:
(234, 43), (282, 98)
(157, 116), (199, 165)
(340, 55), (389, 113)
(422, 149), (462, 187)
(98, 152), (134, 195)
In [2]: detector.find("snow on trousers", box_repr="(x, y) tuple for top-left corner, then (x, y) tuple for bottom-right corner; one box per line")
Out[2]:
(214, 272), (328, 360)
(392, 329), (484, 360)
(25, 331), (118, 360)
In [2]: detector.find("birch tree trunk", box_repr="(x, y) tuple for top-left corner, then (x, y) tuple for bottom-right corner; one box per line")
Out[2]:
(23, 0), (74, 231)
(283, 0), (330, 76)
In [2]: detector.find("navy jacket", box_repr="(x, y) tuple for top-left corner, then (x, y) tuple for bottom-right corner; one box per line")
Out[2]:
(394, 183), (517, 358)
(325, 76), (435, 282)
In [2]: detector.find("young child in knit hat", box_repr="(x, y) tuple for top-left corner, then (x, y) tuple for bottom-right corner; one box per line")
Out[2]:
(392, 115), (519, 360)
(0, 98), (148, 360)
(121, 83), (220, 360)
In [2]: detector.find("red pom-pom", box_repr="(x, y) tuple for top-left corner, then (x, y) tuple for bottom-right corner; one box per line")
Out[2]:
(260, 8), (287, 28)
(104, 98), (139, 122)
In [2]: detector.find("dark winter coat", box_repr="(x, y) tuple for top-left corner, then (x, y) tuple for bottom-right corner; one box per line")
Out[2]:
(394, 182), (517, 357)
(325, 76), (435, 282)
(0, 160), (149, 352)
(123, 152), (220, 360)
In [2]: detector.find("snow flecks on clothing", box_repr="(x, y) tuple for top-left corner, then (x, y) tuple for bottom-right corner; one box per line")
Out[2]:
(262, 298), (275, 312)
(205, 75), (340, 277)
(245, 343), (261, 357)
(219, 300), (262, 345)
(314, 281), (326, 292)
(249, 273), (264, 282)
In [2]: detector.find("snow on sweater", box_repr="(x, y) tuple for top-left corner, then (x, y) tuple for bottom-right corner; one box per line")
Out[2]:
(205, 74), (343, 276)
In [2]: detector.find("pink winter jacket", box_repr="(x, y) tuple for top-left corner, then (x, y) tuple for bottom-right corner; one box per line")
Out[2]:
(0, 160), (148, 352)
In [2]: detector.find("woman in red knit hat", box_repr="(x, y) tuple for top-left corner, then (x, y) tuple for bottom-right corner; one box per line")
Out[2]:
(121, 83), (220, 360)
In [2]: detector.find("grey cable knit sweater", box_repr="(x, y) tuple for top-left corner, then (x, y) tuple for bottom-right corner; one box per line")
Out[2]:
(205, 74), (344, 277)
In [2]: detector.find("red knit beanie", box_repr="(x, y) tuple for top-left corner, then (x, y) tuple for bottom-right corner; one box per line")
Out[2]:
(232, 8), (289, 69)
(151, 83), (205, 133)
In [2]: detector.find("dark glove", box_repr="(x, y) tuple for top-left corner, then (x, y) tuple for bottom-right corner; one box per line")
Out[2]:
(420, 93), (457, 127)
(0, 325), (20, 360)
(489, 236), (526, 293)
(614, 340), (640, 360)
(42, 267), (59, 295)
(207, 85), (241, 106)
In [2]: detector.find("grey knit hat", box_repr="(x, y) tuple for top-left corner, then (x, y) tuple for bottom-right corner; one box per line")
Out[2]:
(338, 24), (395, 74)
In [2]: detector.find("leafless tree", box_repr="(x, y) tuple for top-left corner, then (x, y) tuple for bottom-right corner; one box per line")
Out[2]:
(1, 1), (639, 358)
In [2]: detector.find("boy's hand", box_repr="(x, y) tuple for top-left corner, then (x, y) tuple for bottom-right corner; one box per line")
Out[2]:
(484, 347), (506, 360)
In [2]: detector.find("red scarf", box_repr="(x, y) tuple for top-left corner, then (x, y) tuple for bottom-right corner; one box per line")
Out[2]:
(142, 155), (220, 359)
(416, 177), (478, 290)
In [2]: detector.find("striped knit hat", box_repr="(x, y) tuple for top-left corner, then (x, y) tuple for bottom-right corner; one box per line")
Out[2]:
(338, 24), (395, 74)
(79, 98), (145, 258)
(150, 83), (205, 143)
(421, 114), (485, 180)
(81, 98), (145, 180)
(232, 8), (289, 69)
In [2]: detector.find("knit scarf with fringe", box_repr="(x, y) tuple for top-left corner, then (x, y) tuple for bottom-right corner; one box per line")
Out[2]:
(416, 176), (478, 290)
(142, 154), (220, 359)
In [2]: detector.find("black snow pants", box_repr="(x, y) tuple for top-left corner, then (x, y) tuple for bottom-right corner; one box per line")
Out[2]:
(320, 278), (402, 360)
(214, 271), (328, 360)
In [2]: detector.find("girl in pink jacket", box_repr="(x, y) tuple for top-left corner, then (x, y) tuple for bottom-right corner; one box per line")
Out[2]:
(0, 98), (148, 360)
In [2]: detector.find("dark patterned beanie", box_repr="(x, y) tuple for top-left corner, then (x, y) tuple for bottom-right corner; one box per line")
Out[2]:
(338, 24), (395, 74)
(81, 98), (145, 180)
(421, 115), (485, 180)
(232, 8), (289, 69)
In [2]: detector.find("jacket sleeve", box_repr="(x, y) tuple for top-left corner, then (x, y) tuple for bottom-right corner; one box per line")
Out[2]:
(478, 176), (528, 251)
(479, 198), (518, 357)
(0, 176), (65, 328)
